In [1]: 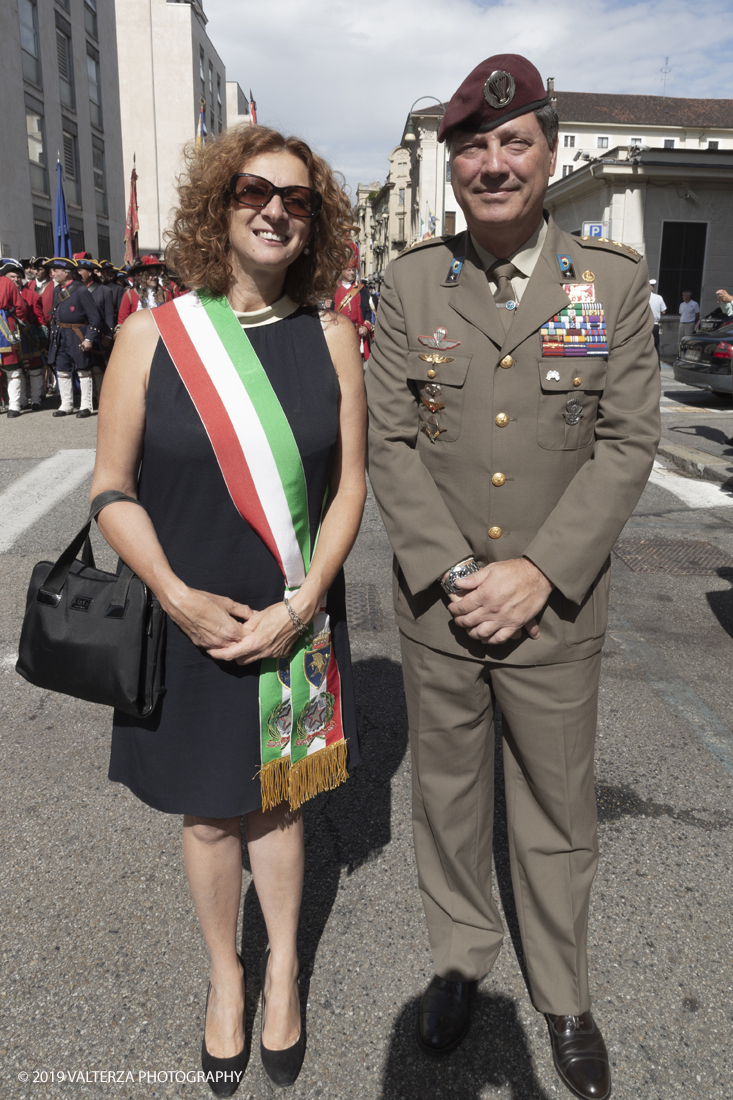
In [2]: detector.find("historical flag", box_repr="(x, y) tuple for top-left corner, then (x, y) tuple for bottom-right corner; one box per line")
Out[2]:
(54, 160), (72, 259)
(249, 89), (257, 126)
(124, 160), (139, 266)
(196, 100), (205, 148)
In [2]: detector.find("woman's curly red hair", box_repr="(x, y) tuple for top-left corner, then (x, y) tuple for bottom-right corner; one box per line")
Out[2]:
(165, 125), (355, 306)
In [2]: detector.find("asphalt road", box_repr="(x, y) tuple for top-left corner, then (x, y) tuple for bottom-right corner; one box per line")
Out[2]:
(659, 361), (733, 465)
(1, 402), (732, 1100)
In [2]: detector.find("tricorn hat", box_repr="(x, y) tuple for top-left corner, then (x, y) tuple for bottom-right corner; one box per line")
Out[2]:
(438, 53), (550, 143)
(42, 256), (78, 272)
(0, 260), (25, 278)
(128, 254), (166, 275)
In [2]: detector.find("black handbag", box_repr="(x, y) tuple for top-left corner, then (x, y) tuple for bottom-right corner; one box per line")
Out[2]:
(16, 490), (166, 718)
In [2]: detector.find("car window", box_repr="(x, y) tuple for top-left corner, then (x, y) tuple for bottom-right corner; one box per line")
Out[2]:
(718, 323), (733, 336)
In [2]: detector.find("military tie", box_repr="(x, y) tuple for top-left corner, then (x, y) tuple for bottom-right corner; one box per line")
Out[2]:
(489, 260), (519, 333)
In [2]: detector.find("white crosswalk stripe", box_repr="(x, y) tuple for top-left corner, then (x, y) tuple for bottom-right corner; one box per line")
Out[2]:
(0, 448), (96, 552)
(648, 460), (733, 509)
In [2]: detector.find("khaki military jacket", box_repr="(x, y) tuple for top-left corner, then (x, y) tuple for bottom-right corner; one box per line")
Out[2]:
(365, 215), (661, 665)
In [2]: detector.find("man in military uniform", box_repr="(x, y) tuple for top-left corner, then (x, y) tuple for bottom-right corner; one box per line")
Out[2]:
(45, 257), (103, 418)
(99, 261), (125, 325)
(366, 54), (660, 1100)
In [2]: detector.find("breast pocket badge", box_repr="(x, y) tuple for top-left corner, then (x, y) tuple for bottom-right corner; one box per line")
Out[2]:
(563, 397), (584, 426)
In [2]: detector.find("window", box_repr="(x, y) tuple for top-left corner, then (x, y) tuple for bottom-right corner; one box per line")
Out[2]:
(217, 74), (222, 121)
(69, 226), (85, 254)
(708, 140), (719, 150)
(209, 62), (214, 109)
(564, 135), (575, 147)
(398, 188), (405, 205)
(210, 111), (215, 135)
(658, 221), (707, 308)
(84, 0), (97, 38)
(396, 214), (405, 243)
(56, 0), (69, 10)
(18, 0), (41, 86)
(444, 211), (456, 236)
(87, 47), (102, 129)
(664, 139), (674, 149)
(630, 137), (641, 145)
(26, 107), (47, 193)
(199, 47), (205, 100)
(56, 20), (75, 109)
(34, 216), (53, 257)
(62, 130), (80, 206)
(397, 161), (407, 175)
(97, 227), (110, 260)
(597, 137), (608, 149)
(562, 165), (573, 177)
(92, 140), (107, 216)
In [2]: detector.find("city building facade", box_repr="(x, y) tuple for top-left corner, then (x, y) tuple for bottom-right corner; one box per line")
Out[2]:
(114, 0), (226, 255)
(226, 82), (251, 130)
(0, 0), (125, 261)
(550, 82), (733, 182)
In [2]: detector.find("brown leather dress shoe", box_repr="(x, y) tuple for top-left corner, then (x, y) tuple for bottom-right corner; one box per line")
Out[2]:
(545, 1011), (611, 1100)
(416, 975), (478, 1055)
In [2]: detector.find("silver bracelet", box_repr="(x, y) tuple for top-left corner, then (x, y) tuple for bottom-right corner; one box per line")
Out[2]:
(283, 595), (309, 636)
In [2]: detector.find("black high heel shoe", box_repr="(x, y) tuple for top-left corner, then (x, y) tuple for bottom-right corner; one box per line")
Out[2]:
(201, 953), (249, 1098)
(259, 947), (306, 1088)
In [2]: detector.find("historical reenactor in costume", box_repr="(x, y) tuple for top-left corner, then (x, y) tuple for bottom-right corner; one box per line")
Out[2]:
(1, 260), (47, 410)
(333, 243), (373, 361)
(45, 256), (103, 418)
(366, 54), (661, 1100)
(0, 266), (29, 417)
(75, 254), (115, 398)
(116, 254), (173, 327)
(99, 261), (125, 324)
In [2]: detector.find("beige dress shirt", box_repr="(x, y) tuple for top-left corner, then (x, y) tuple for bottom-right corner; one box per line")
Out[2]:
(471, 218), (548, 304)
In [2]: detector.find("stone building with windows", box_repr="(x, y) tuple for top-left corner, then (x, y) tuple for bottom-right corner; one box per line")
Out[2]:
(544, 144), (733, 356)
(0, 0), (125, 261)
(354, 148), (414, 285)
(550, 82), (733, 183)
(114, 0), (227, 256)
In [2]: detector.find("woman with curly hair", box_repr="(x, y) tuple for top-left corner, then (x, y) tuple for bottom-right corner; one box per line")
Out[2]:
(89, 126), (366, 1095)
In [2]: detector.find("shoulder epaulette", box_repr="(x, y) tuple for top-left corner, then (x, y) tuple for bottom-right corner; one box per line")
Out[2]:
(576, 236), (642, 262)
(396, 235), (450, 258)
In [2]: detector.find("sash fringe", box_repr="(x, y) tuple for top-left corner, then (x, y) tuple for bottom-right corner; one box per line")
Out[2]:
(259, 741), (349, 812)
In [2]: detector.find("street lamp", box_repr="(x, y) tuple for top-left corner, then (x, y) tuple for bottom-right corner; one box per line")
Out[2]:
(403, 96), (445, 144)
(402, 96), (447, 237)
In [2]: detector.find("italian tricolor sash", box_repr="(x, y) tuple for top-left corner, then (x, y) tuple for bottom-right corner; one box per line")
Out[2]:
(152, 291), (348, 811)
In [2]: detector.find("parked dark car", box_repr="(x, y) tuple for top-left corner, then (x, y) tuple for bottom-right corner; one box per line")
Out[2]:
(673, 321), (733, 395)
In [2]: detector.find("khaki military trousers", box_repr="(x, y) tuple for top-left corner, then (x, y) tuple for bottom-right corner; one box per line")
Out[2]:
(400, 633), (602, 1016)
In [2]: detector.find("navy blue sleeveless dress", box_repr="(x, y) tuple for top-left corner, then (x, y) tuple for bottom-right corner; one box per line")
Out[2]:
(108, 307), (359, 817)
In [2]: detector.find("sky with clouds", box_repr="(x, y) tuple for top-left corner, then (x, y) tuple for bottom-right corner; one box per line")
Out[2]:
(205, 0), (733, 197)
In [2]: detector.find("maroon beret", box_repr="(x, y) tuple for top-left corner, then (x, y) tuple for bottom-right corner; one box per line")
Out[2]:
(438, 53), (549, 142)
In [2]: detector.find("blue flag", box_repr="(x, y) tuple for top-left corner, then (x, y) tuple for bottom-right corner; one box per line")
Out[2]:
(54, 160), (72, 258)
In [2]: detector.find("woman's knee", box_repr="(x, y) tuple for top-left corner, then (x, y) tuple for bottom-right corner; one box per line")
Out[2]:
(184, 815), (241, 845)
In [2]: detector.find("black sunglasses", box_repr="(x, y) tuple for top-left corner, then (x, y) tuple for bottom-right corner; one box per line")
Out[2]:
(228, 173), (322, 219)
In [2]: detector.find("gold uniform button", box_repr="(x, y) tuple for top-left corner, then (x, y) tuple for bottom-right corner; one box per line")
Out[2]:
(573, 376), (582, 387)
(495, 413), (509, 427)
(491, 472), (506, 487)
(500, 355), (513, 368)
(427, 369), (436, 379)
(488, 526), (502, 539)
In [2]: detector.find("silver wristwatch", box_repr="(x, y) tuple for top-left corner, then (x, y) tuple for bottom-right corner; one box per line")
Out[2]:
(441, 558), (480, 595)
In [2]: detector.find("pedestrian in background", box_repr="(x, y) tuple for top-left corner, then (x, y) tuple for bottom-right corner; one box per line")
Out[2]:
(678, 290), (700, 345)
(716, 288), (733, 317)
(333, 246), (374, 362)
(89, 124), (365, 1096)
(649, 278), (666, 365)
(367, 52), (660, 1100)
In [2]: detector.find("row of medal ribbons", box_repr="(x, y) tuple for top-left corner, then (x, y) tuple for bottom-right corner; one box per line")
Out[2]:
(541, 303), (607, 356)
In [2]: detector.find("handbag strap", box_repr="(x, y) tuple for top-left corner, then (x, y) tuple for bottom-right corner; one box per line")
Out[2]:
(39, 492), (144, 603)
